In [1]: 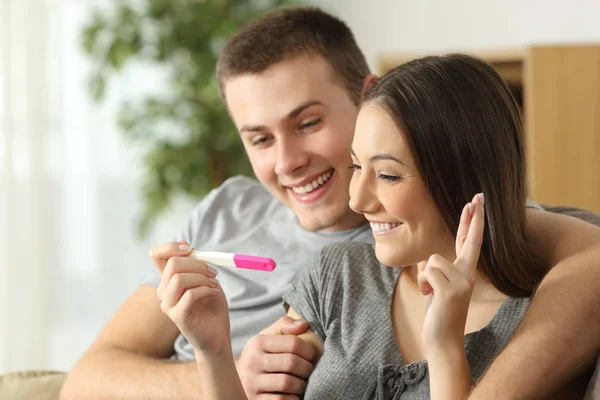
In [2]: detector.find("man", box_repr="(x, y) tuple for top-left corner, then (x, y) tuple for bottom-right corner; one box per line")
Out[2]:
(61, 7), (600, 399)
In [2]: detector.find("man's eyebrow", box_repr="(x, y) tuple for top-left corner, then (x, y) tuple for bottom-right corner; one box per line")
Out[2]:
(350, 148), (408, 167)
(286, 100), (325, 120)
(239, 124), (265, 133)
(239, 100), (325, 133)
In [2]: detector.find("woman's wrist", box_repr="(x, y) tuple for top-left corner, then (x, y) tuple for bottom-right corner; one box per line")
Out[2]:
(427, 343), (473, 400)
(194, 344), (235, 369)
(426, 340), (466, 364)
(195, 346), (247, 399)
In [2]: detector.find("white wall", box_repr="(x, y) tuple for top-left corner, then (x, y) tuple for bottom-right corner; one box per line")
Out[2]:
(309, 0), (600, 71)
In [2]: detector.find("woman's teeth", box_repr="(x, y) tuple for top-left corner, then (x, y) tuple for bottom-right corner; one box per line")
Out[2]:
(370, 222), (402, 233)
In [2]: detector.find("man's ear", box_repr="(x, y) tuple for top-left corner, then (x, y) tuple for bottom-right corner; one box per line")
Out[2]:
(360, 74), (378, 100)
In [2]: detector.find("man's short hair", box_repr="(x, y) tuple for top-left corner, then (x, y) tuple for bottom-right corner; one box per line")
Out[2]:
(216, 6), (370, 105)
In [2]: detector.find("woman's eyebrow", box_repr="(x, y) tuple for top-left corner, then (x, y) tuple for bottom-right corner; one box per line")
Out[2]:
(350, 148), (407, 167)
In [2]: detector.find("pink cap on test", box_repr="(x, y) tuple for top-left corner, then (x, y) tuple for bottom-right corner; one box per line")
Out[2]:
(233, 255), (277, 271)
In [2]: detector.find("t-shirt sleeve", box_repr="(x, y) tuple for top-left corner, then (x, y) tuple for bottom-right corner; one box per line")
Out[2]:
(526, 199), (544, 210)
(282, 245), (346, 342)
(283, 243), (350, 341)
(282, 250), (326, 340)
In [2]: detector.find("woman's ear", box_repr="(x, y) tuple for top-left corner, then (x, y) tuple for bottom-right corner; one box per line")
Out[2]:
(360, 74), (378, 100)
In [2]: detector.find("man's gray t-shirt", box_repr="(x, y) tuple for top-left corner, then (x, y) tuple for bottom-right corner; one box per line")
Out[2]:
(283, 242), (530, 399)
(143, 176), (374, 358)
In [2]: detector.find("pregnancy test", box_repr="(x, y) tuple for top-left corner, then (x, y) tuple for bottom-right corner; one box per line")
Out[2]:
(190, 250), (276, 272)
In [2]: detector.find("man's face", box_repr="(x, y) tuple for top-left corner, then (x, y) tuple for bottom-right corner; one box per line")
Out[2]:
(224, 54), (366, 231)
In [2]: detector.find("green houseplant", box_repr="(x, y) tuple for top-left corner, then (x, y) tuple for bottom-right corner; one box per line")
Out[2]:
(81, 0), (296, 237)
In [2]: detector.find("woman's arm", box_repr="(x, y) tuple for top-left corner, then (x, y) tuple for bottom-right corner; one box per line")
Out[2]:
(196, 350), (247, 400)
(471, 209), (600, 399)
(428, 346), (472, 400)
(422, 195), (484, 400)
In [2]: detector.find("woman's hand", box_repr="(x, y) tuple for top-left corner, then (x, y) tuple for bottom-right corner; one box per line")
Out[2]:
(151, 241), (231, 356)
(419, 193), (485, 355)
(419, 193), (485, 400)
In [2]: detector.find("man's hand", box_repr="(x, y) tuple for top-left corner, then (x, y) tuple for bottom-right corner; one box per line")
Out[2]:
(237, 316), (314, 399)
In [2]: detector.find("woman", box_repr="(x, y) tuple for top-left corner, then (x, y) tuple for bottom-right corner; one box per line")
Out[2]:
(160, 54), (546, 399)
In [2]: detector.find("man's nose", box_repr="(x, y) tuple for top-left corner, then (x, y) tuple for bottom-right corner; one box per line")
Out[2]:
(274, 138), (310, 175)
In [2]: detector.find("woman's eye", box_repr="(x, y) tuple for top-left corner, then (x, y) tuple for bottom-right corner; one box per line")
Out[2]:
(378, 174), (401, 182)
(348, 163), (361, 171)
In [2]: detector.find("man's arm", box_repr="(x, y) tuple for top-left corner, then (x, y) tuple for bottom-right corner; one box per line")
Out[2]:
(471, 209), (600, 399)
(60, 286), (202, 400)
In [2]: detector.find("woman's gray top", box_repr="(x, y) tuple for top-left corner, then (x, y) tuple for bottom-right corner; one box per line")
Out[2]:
(283, 242), (530, 399)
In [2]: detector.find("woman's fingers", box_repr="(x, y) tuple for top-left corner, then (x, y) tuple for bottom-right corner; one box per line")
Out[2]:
(161, 272), (220, 308)
(168, 286), (221, 323)
(418, 264), (450, 296)
(157, 256), (218, 299)
(149, 240), (193, 273)
(455, 202), (473, 257)
(454, 193), (485, 281)
(419, 253), (473, 297)
(417, 261), (432, 295)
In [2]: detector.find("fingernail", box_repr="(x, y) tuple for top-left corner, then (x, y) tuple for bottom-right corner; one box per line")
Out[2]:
(468, 202), (474, 215)
(479, 193), (485, 207)
(293, 319), (306, 325)
(179, 244), (193, 252)
(209, 277), (220, 285)
(212, 288), (220, 295)
(207, 266), (218, 276)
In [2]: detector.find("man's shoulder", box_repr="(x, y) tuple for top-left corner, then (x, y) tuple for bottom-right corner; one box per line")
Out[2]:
(211, 175), (270, 202)
(190, 175), (280, 218)
(180, 175), (290, 245)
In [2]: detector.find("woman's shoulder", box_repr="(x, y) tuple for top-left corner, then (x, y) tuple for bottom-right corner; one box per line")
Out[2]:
(315, 242), (379, 273)
(319, 241), (377, 260)
(312, 242), (397, 291)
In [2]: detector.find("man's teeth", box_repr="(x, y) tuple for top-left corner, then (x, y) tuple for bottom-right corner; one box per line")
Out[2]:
(370, 222), (402, 233)
(292, 170), (333, 194)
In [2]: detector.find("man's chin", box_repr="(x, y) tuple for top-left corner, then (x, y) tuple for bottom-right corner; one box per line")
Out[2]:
(295, 207), (361, 232)
(293, 209), (338, 232)
(295, 216), (331, 232)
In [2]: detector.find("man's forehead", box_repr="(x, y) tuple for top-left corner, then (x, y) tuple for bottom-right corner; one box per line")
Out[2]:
(224, 55), (342, 97)
(225, 82), (335, 129)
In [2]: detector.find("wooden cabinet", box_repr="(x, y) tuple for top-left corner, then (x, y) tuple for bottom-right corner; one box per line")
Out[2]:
(379, 45), (600, 212)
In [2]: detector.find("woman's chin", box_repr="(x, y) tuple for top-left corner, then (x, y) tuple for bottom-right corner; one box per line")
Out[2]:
(375, 247), (408, 268)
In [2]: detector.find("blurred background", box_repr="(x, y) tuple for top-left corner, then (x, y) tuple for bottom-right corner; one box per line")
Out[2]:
(1, 0), (599, 375)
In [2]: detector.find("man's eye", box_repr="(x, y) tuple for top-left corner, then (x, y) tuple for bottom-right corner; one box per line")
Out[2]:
(251, 137), (270, 146)
(299, 119), (321, 130)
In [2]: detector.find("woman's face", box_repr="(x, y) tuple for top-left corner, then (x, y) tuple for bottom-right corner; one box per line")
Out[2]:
(349, 103), (455, 267)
